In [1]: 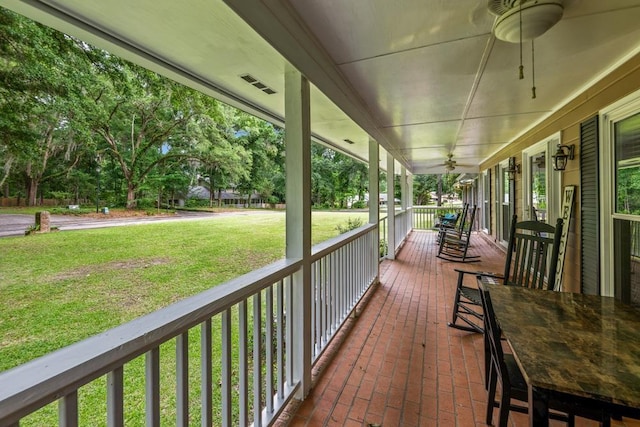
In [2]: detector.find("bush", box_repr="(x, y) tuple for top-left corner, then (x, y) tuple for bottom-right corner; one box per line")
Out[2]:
(335, 217), (364, 234)
(380, 239), (388, 258)
(351, 200), (366, 209)
(135, 197), (157, 209)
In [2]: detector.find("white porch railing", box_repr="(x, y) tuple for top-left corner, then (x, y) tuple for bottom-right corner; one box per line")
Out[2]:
(0, 224), (380, 427)
(394, 209), (412, 252)
(310, 224), (379, 362)
(412, 205), (464, 230)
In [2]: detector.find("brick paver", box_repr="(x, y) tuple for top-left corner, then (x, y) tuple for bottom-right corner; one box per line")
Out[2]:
(277, 231), (640, 427)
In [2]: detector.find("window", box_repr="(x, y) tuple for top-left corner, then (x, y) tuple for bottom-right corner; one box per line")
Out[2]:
(522, 133), (561, 225)
(496, 160), (511, 246)
(614, 112), (640, 215)
(482, 170), (491, 232)
(530, 154), (547, 222)
(601, 90), (640, 301)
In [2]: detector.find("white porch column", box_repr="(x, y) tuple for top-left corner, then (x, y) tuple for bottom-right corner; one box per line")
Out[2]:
(369, 138), (380, 275)
(284, 64), (312, 397)
(400, 166), (408, 211)
(407, 172), (414, 229)
(386, 152), (395, 260)
(368, 138), (379, 225)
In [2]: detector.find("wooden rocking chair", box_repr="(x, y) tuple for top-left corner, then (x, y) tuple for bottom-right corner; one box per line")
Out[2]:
(436, 205), (479, 263)
(447, 215), (563, 333)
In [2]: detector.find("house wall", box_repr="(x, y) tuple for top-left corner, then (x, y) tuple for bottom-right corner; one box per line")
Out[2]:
(479, 52), (640, 293)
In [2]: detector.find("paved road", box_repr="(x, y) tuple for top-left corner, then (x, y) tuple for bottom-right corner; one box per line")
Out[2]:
(0, 210), (264, 238)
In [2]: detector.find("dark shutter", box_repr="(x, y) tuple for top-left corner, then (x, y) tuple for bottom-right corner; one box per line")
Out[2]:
(580, 115), (600, 295)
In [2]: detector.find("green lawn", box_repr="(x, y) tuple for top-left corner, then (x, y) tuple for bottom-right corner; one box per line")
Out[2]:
(0, 210), (369, 426)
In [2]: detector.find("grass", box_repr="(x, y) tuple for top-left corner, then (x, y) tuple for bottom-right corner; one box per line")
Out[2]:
(0, 210), (369, 425)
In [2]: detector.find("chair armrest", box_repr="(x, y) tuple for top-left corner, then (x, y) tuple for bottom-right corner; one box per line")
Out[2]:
(477, 272), (503, 280)
(453, 269), (498, 283)
(477, 272), (504, 286)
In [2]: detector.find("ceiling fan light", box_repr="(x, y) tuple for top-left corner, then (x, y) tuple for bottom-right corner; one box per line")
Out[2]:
(493, 0), (564, 43)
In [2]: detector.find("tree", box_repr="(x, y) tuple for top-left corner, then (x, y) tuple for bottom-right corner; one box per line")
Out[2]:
(413, 174), (438, 205)
(191, 107), (252, 207)
(311, 145), (337, 207)
(92, 62), (214, 208)
(234, 111), (284, 206)
(0, 9), (97, 205)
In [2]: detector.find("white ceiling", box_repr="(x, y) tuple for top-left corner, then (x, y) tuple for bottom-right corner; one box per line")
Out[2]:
(3, 0), (640, 174)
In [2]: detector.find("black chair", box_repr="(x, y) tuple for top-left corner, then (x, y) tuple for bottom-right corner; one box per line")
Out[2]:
(436, 204), (480, 263)
(479, 287), (576, 427)
(447, 214), (563, 333)
(434, 203), (468, 243)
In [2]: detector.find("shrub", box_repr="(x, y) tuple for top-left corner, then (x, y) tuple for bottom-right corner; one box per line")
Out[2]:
(379, 239), (388, 258)
(335, 217), (364, 234)
(351, 200), (366, 209)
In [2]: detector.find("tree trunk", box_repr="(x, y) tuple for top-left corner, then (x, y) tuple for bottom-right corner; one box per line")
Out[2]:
(126, 185), (136, 209)
(437, 174), (443, 207)
(26, 178), (38, 207)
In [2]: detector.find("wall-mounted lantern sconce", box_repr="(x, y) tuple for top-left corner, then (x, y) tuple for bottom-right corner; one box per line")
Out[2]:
(507, 156), (521, 180)
(552, 144), (575, 171)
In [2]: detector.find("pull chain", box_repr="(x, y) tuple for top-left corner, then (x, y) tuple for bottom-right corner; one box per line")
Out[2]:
(531, 40), (536, 99)
(519, 0), (524, 79)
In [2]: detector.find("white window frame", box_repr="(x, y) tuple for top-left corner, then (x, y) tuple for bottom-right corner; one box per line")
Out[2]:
(522, 132), (562, 223)
(481, 170), (490, 233)
(600, 89), (640, 297)
(497, 159), (510, 246)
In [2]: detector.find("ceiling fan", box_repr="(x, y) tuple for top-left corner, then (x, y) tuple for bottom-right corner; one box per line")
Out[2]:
(435, 154), (466, 172)
(432, 154), (476, 173)
(488, 0), (564, 43)
(443, 154), (457, 171)
(488, 0), (564, 98)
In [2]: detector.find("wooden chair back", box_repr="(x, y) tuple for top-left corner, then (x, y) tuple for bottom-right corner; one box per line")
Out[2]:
(503, 216), (563, 290)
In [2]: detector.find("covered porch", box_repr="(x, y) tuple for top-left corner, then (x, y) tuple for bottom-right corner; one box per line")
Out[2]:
(2, 1), (640, 425)
(279, 231), (640, 427)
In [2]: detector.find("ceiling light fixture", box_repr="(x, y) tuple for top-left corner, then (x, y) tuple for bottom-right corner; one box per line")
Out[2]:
(492, 0), (563, 43)
(489, 0), (564, 99)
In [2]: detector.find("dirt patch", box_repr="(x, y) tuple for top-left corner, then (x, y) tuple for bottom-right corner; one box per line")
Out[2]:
(53, 258), (171, 281)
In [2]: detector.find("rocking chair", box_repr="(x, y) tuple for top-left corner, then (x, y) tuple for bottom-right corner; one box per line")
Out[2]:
(436, 205), (479, 263)
(447, 214), (563, 333)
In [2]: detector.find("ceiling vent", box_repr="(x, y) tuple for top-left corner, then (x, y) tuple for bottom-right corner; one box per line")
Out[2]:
(240, 74), (277, 95)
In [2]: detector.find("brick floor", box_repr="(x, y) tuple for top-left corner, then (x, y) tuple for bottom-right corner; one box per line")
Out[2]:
(277, 230), (640, 427)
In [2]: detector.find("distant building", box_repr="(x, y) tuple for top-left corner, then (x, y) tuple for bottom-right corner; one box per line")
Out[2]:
(187, 186), (265, 208)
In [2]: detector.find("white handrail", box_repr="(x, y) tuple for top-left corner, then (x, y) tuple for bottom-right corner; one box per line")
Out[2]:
(0, 223), (383, 427)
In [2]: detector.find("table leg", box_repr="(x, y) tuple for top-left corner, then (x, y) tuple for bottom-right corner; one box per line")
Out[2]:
(529, 385), (549, 426)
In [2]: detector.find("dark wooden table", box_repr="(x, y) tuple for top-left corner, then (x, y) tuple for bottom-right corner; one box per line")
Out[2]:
(485, 284), (640, 426)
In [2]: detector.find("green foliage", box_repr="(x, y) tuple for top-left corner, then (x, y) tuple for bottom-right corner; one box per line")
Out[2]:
(0, 11), (371, 216)
(311, 145), (368, 209)
(335, 217), (364, 234)
(379, 238), (388, 258)
(413, 174), (438, 205)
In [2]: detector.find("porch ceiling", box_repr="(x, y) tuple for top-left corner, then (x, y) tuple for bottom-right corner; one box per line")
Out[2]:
(4, 0), (640, 174)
